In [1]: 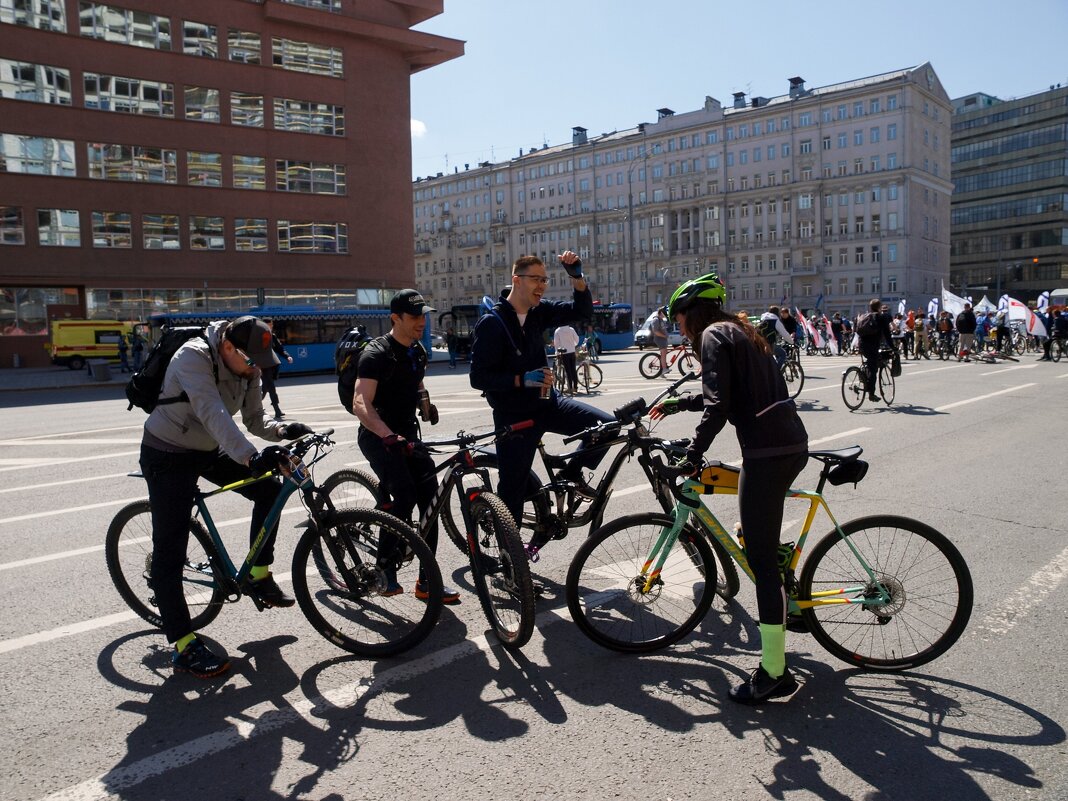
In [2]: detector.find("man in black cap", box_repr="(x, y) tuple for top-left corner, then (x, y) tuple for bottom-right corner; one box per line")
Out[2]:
(351, 290), (460, 604)
(140, 315), (314, 679)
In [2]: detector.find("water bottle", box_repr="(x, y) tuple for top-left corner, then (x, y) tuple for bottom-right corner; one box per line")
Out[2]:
(539, 368), (551, 400)
(733, 522), (745, 551)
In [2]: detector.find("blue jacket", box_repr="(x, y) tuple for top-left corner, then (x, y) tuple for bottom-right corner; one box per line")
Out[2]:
(470, 286), (592, 418)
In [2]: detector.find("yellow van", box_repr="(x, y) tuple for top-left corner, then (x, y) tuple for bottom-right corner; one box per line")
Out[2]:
(46, 320), (134, 370)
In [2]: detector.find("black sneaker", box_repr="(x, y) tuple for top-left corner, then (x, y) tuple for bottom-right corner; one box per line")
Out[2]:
(172, 638), (231, 679)
(728, 665), (799, 705)
(247, 574), (296, 608)
(868, 394), (880, 402)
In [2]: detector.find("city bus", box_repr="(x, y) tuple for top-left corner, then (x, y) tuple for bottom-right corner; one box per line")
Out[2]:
(591, 303), (634, 352)
(146, 307), (434, 373)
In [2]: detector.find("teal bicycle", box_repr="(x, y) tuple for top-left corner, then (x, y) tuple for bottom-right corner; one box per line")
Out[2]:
(105, 430), (445, 658)
(565, 446), (973, 670)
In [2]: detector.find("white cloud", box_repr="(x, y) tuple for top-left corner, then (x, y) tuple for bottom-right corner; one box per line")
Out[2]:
(411, 119), (427, 138)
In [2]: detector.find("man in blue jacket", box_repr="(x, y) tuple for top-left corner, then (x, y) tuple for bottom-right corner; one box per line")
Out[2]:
(470, 251), (612, 561)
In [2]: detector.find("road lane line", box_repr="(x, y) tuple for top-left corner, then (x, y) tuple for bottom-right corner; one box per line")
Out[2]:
(0, 472), (131, 494)
(0, 451), (140, 474)
(933, 383), (1035, 412)
(0, 496), (149, 526)
(975, 545), (1068, 639)
(978, 364), (1037, 377)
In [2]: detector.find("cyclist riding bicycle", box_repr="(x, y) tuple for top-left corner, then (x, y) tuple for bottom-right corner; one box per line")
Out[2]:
(758, 305), (793, 368)
(856, 300), (894, 402)
(651, 272), (809, 704)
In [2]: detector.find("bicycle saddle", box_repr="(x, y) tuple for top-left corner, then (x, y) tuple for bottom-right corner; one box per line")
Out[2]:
(807, 446), (863, 464)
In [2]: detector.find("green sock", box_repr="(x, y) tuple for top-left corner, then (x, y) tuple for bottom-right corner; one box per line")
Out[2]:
(759, 622), (787, 678)
(250, 564), (270, 581)
(175, 632), (197, 653)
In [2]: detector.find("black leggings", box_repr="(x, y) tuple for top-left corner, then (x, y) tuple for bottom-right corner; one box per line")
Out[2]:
(738, 450), (809, 625)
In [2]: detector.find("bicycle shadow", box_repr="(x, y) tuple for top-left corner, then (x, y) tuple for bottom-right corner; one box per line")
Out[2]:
(849, 402), (946, 416)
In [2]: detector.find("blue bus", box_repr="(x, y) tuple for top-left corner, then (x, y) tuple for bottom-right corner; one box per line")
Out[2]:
(146, 307), (434, 373)
(591, 303), (634, 352)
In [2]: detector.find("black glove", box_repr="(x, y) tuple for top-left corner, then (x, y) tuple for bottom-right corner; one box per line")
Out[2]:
(382, 433), (415, 456)
(279, 422), (313, 440)
(249, 445), (289, 477)
(561, 257), (584, 280)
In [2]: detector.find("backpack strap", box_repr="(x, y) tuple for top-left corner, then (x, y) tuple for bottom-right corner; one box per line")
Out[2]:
(488, 309), (522, 356)
(156, 332), (217, 407)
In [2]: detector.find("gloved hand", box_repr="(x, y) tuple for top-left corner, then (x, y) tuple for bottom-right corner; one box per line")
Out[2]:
(523, 368), (551, 388)
(683, 448), (703, 475)
(649, 397), (681, 420)
(382, 433), (415, 456)
(559, 253), (584, 279)
(279, 422), (313, 440)
(674, 457), (699, 477)
(419, 403), (439, 425)
(249, 445), (289, 477)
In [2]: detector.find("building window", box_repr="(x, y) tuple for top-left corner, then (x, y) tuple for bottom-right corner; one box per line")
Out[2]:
(0, 59), (72, 105)
(232, 155), (265, 190)
(230, 91), (264, 127)
(855, 277), (864, 294)
(272, 36), (343, 77)
(184, 86), (220, 122)
(37, 208), (80, 246)
(1, 0), (66, 31)
(273, 97), (344, 136)
(1, 206), (25, 244)
(142, 213), (179, 249)
(187, 151), (221, 186)
(854, 130), (863, 146)
(887, 94), (898, 110)
(888, 274), (897, 292)
(277, 220), (349, 253)
(275, 159), (346, 194)
(182, 20), (216, 57)
(888, 243), (897, 262)
(91, 210), (131, 247)
(84, 73), (174, 116)
(887, 123), (897, 140)
(0, 134), (76, 175)
(79, 3), (171, 50)
(227, 29), (261, 63)
(189, 216), (224, 250)
(234, 217), (269, 252)
(87, 143), (176, 183)
(799, 139), (812, 154)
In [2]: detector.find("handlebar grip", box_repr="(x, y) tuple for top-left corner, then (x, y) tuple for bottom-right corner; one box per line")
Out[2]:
(509, 420), (534, 432)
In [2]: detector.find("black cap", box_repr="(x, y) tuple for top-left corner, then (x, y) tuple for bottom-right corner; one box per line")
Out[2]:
(390, 289), (436, 316)
(226, 316), (279, 368)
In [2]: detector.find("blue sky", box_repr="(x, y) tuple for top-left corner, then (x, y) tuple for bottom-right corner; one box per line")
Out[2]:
(410, 0), (1067, 178)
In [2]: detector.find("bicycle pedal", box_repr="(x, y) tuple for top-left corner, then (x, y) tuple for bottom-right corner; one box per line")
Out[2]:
(523, 542), (542, 563)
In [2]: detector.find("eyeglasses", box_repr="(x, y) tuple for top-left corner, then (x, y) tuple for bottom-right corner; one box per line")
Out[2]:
(516, 274), (548, 285)
(233, 346), (256, 367)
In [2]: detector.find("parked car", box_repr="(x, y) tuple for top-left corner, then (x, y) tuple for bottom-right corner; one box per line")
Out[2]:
(635, 323), (686, 349)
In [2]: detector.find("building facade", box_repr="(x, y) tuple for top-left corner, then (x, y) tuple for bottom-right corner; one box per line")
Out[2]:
(0, 0), (462, 366)
(413, 63), (952, 321)
(950, 85), (1068, 305)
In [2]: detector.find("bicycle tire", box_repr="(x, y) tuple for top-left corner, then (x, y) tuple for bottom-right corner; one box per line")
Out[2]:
(291, 507), (442, 657)
(465, 492), (536, 648)
(441, 453), (546, 551)
(581, 362), (603, 391)
(105, 500), (225, 631)
(565, 513), (717, 653)
(321, 468), (381, 509)
(1053, 340), (1064, 363)
(677, 352), (700, 376)
(841, 366), (866, 410)
(797, 515), (973, 670)
(782, 359), (805, 399)
(878, 364), (895, 405)
(639, 352), (663, 379)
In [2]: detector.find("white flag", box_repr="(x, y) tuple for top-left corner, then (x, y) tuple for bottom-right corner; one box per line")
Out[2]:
(1037, 291), (1050, 312)
(941, 282), (967, 317)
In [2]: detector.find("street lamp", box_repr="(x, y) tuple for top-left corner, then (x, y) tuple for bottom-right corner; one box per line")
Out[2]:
(626, 151), (649, 311)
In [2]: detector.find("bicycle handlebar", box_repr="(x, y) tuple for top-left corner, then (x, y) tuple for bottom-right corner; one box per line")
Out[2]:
(421, 419), (534, 451)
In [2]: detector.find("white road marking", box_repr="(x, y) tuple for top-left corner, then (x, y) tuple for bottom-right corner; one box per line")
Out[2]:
(933, 383), (1035, 412)
(0, 472), (131, 495)
(0, 496), (149, 526)
(978, 364), (1037, 377)
(0, 451), (140, 474)
(975, 545), (1068, 639)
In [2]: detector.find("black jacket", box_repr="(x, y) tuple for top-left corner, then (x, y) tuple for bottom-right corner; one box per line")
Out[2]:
(470, 286), (592, 418)
(955, 310), (977, 334)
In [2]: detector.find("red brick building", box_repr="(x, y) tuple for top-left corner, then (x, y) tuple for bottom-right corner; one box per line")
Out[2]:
(0, 0), (461, 367)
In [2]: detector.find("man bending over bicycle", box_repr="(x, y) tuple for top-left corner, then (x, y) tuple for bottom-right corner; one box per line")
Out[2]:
(141, 316), (313, 679)
(351, 289), (460, 605)
(470, 252), (613, 563)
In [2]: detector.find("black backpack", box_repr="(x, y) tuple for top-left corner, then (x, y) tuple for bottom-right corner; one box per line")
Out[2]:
(125, 327), (214, 412)
(856, 312), (880, 338)
(335, 325), (373, 412)
(757, 317), (778, 343)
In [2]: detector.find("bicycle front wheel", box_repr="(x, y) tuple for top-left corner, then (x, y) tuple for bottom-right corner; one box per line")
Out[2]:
(782, 359), (805, 399)
(878, 365), (895, 405)
(580, 362), (603, 391)
(291, 508), (442, 657)
(105, 501), (225, 631)
(798, 515), (973, 670)
(566, 513), (716, 653)
(465, 492), (536, 648)
(841, 366), (866, 410)
(1053, 340), (1064, 362)
(321, 468), (380, 508)
(638, 352), (663, 379)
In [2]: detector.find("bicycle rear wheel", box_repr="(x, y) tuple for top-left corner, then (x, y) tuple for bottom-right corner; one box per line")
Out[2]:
(798, 515), (973, 670)
(291, 508), (442, 657)
(841, 366), (866, 410)
(639, 352), (663, 379)
(580, 362), (603, 391)
(1053, 340), (1064, 362)
(465, 491), (536, 648)
(878, 365), (895, 405)
(782, 359), (805, 399)
(677, 352), (700, 376)
(321, 468), (380, 508)
(105, 500), (224, 631)
(566, 513), (716, 653)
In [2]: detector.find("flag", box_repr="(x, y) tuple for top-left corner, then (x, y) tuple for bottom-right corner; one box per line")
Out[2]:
(1005, 296), (1029, 323)
(927, 298), (940, 318)
(1037, 291), (1050, 312)
(1027, 307), (1048, 338)
(814, 293), (824, 312)
(796, 307), (822, 347)
(824, 317), (838, 355)
(897, 299), (906, 316)
(941, 282), (967, 317)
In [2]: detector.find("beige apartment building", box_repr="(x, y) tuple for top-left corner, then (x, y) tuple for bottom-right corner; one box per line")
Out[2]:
(413, 62), (952, 319)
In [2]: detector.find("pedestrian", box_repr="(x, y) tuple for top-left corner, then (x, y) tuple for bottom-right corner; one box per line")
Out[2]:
(351, 289), (460, 605)
(553, 324), (580, 395)
(445, 325), (458, 369)
(994, 310), (1010, 352)
(831, 313), (844, 354)
(258, 318), (293, 420)
(650, 272), (808, 704)
(955, 303), (977, 362)
(856, 299), (894, 401)
(131, 330), (145, 372)
(140, 315), (313, 678)
(913, 308), (930, 359)
(975, 309), (990, 354)
(117, 334), (131, 373)
(583, 323), (600, 362)
(469, 251), (612, 562)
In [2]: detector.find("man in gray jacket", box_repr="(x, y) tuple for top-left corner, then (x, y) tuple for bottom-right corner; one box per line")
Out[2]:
(140, 316), (312, 679)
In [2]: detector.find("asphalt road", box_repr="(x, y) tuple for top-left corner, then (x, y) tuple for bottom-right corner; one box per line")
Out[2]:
(2, 349), (1066, 801)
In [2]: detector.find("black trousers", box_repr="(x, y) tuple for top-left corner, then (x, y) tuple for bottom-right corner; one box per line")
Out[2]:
(140, 443), (283, 642)
(261, 365), (281, 411)
(738, 450), (809, 625)
(559, 351), (578, 390)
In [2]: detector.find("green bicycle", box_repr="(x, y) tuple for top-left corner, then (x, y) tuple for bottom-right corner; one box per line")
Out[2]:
(565, 446), (973, 670)
(105, 430), (444, 658)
